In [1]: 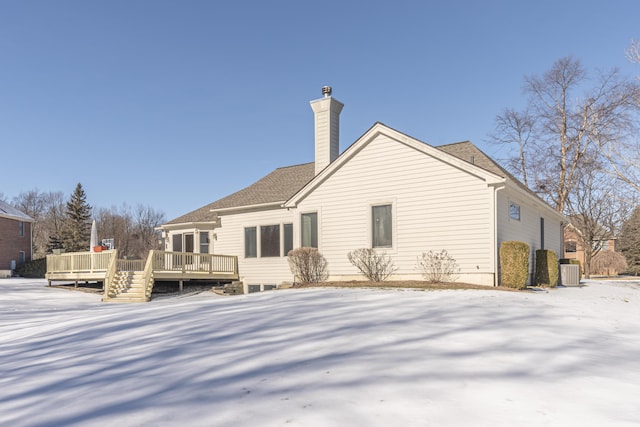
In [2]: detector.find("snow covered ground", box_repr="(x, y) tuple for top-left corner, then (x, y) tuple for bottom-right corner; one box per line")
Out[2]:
(1, 279), (639, 427)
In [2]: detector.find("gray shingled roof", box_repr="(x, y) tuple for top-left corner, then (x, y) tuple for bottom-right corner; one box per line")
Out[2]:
(166, 137), (541, 226)
(436, 141), (507, 178)
(166, 163), (315, 224)
(0, 200), (34, 222)
(437, 141), (546, 200)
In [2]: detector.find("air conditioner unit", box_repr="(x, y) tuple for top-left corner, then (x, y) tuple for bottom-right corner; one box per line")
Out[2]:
(560, 264), (580, 286)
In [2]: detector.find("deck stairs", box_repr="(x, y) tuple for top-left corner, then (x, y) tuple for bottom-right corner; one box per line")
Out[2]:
(103, 270), (149, 303)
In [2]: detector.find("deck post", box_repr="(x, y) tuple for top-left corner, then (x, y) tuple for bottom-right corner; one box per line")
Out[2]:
(179, 280), (183, 292)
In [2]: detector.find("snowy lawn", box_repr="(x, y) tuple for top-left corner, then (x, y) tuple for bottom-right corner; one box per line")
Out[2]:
(1, 279), (639, 427)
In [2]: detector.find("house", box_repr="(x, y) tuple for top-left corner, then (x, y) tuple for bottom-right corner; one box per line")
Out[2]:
(564, 222), (623, 275)
(160, 88), (565, 290)
(0, 200), (34, 277)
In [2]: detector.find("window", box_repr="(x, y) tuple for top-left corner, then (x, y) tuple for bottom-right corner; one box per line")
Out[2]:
(244, 227), (257, 258)
(260, 225), (280, 257)
(18, 251), (25, 266)
(565, 241), (577, 253)
(19, 221), (24, 237)
(172, 233), (183, 252)
(372, 204), (392, 248)
(199, 232), (209, 254)
(509, 202), (520, 221)
(283, 223), (293, 256)
(301, 213), (318, 248)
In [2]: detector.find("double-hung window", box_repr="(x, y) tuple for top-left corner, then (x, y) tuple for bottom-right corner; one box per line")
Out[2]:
(244, 227), (257, 258)
(372, 204), (392, 248)
(301, 213), (318, 248)
(260, 225), (280, 257)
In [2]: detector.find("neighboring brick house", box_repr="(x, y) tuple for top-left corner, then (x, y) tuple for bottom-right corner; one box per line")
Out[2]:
(563, 223), (618, 272)
(0, 200), (34, 277)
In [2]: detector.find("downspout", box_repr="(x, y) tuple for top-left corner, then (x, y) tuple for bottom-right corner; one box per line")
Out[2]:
(493, 185), (506, 287)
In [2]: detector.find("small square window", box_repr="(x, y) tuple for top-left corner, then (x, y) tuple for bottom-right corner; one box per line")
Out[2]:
(509, 202), (520, 221)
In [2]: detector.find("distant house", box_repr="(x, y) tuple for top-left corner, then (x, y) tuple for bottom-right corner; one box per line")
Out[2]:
(563, 223), (621, 274)
(160, 88), (565, 290)
(0, 200), (34, 277)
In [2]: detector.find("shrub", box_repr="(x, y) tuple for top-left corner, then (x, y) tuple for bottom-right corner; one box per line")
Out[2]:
(287, 247), (329, 284)
(591, 251), (628, 276)
(417, 249), (459, 283)
(15, 258), (47, 278)
(500, 241), (530, 289)
(347, 248), (397, 281)
(534, 249), (559, 287)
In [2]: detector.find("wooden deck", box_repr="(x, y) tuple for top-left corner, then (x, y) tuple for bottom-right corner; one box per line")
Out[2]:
(46, 250), (239, 302)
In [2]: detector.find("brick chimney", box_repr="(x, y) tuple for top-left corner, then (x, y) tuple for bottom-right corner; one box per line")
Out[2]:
(310, 86), (344, 175)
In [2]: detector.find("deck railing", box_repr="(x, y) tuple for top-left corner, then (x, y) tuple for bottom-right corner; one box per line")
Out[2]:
(149, 251), (238, 274)
(46, 250), (116, 274)
(117, 258), (146, 271)
(47, 250), (238, 278)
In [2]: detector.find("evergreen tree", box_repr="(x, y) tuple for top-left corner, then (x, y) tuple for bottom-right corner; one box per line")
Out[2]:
(618, 206), (640, 275)
(61, 183), (92, 252)
(46, 234), (64, 253)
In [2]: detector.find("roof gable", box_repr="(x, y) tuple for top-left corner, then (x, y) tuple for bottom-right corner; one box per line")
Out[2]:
(284, 123), (504, 207)
(0, 200), (34, 222)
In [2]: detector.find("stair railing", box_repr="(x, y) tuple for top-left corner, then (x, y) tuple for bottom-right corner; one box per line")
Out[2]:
(103, 249), (119, 299)
(142, 250), (155, 300)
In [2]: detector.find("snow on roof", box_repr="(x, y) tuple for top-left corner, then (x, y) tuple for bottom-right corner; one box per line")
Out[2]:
(0, 200), (34, 222)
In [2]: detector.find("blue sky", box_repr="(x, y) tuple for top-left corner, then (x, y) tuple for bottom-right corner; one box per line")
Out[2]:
(1, 1), (638, 220)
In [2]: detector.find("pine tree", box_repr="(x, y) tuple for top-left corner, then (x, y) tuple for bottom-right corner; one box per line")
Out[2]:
(61, 183), (92, 252)
(46, 234), (64, 253)
(618, 206), (640, 275)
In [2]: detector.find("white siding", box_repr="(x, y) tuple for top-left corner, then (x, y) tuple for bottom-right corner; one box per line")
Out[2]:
(295, 134), (495, 283)
(497, 187), (563, 284)
(215, 208), (295, 285)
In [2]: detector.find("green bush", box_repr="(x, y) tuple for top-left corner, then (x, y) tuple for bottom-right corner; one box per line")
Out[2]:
(500, 241), (530, 289)
(535, 249), (559, 287)
(15, 258), (47, 278)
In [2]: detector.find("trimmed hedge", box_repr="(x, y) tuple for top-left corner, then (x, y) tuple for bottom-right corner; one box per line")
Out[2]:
(500, 241), (530, 290)
(535, 249), (559, 287)
(15, 258), (47, 278)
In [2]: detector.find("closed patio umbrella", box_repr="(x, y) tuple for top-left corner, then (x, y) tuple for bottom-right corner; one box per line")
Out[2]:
(90, 220), (98, 252)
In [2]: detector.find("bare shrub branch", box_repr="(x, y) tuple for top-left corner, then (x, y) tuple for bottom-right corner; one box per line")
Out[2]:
(416, 249), (459, 283)
(287, 247), (329, 284)
(347, 248), (397, 281)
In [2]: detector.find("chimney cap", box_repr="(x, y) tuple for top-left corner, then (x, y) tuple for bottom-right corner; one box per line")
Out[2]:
(322, 86), (332, 97)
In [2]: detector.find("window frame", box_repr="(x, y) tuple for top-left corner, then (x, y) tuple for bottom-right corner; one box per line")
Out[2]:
(509, 201), (521, 221)
(371, 204), (393, 249)
(244, 227), (257, 258)
(283, 223), (293, 256)
(301, 212), (318, 248)
(260, 224), (281, 257)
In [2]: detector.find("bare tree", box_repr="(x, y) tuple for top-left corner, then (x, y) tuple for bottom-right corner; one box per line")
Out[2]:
(492, 56), (640, 213)
(94, 204), (165, 259)
(12, 190), (67, 258)
(490, 108), (535, 187)
(565, 163), (635, 278)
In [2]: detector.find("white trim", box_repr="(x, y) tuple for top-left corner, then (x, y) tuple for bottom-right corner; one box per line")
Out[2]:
(368, 200), (397, 252)
(285, 123), (505, 208)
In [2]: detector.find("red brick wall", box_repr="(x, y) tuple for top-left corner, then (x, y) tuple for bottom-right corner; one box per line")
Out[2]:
(0, 217), (32, 269)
